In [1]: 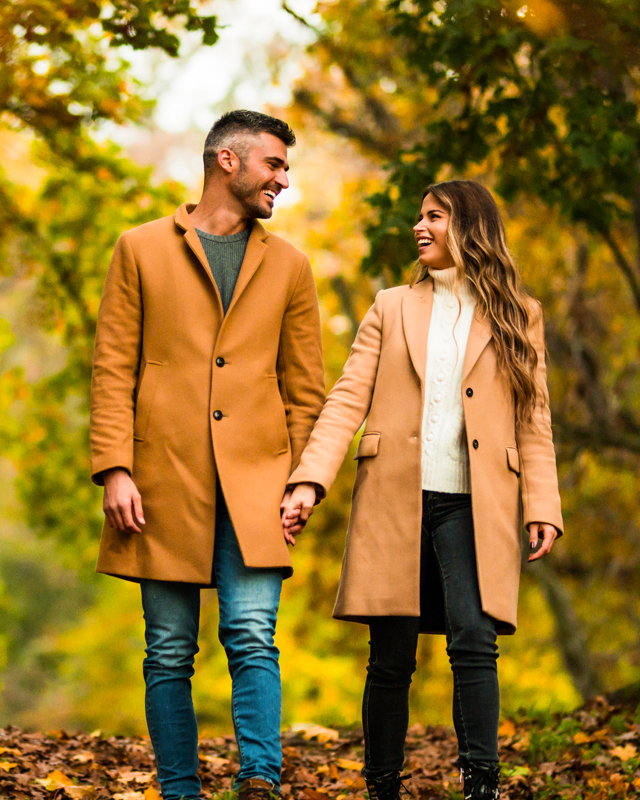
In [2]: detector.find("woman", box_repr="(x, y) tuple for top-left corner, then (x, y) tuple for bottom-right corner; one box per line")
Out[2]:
(281, 180), (563, 800)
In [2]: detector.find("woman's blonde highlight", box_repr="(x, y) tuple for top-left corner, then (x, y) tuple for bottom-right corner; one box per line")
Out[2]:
(412, 180), (540, 427)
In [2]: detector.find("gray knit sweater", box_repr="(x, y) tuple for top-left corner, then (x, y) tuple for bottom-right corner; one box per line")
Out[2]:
(196, 224), (251, 314)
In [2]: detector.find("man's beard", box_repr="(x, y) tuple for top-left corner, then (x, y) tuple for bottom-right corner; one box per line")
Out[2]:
(229, 161), (272, 219)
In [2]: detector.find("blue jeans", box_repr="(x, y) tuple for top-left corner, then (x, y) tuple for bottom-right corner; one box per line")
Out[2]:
(363, 491), (499, 777)
(141, 491), (283, 800)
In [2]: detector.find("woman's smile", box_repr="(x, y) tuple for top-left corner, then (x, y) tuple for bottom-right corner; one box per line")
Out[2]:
(413, 193), (454, 270)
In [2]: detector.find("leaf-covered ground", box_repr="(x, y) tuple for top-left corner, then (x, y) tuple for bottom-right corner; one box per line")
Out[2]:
(1, 697), (639, 800)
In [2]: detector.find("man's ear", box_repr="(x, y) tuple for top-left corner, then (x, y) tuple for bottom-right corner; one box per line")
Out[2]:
(217, 147), (237, 174)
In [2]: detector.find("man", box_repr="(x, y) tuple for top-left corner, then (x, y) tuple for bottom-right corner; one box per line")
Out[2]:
(90, 110), (325, 800)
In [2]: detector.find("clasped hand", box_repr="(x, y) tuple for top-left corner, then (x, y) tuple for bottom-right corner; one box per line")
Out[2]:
(281, 483), (317, 545)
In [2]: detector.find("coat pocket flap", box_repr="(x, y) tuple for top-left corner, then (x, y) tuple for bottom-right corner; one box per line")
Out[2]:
(134, 362), (163, 442)
(354, 432), (381, 459)
(506, 446), (520, 475)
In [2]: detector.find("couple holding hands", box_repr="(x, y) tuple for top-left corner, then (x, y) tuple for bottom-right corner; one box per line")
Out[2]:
(91, 111), (562, 800)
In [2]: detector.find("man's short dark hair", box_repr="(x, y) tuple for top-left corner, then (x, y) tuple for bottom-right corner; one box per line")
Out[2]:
(203, 110), (296, 176)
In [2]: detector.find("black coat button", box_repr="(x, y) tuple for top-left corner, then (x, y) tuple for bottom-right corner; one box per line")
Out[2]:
(213, 410), (223, 421)
(472, 439), (479, 449)
(466, 387), (473, 397)
(216, 357), (225, 367)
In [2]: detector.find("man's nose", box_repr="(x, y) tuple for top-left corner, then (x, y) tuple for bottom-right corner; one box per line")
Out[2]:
(277, 169), (289, 190)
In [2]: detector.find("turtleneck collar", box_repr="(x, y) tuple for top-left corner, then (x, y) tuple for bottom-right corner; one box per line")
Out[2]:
(429, 266), (474, 302)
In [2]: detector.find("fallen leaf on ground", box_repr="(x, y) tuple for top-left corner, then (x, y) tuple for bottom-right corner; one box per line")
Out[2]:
(336, 759), (364, 771)
(610, 744), (637, 761)
(292, 724), (339, 743)
(498, 720), (516, 737)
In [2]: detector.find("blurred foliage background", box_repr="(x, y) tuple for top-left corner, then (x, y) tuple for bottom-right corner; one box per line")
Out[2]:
(0, 0), (639, 735)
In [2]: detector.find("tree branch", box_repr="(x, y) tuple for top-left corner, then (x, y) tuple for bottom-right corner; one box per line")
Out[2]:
(292, 87), (396, 159)
(281, 1), (321, 35)
(599, 227), (640, 314)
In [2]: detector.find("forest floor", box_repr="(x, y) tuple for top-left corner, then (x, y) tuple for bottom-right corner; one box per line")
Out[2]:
(1, 696), (639, 800)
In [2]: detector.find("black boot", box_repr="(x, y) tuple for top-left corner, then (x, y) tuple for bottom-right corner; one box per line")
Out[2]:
(365, 771), (413, 800)
(461, 763), (500, 800)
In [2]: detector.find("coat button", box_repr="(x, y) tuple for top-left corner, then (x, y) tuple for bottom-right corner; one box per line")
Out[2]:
(213, 410), (223, 421)
(216, 357), (225, 367)
(472, 439), (479, 449)
(466, 387), (473, 397)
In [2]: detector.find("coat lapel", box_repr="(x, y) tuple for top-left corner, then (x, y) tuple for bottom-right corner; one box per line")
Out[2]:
(402, 278), (434, 384)
(174, 203), (223, 309)
(225, 221), (268, 318)
(462, 307), (493, 380)
(174, 204), (269, 317)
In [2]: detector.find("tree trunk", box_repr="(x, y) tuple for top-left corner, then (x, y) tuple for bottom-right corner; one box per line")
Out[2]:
(532, 559), (603, 700)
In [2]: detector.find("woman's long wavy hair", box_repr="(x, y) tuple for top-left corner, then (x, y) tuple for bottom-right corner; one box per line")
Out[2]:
(411, 180), (540, 427)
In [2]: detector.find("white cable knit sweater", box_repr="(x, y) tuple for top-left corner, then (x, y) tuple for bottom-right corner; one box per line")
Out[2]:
(422, 267), (477, 494)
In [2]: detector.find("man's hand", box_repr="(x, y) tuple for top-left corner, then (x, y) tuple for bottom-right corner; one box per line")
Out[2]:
(281, 483), (317, 544)
(103, 468), (145, 534)
(527, 522), (557, 562)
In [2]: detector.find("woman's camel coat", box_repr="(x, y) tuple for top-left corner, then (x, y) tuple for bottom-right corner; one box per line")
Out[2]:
(288, 277), (563, 634)
(90, 203), (325, 584)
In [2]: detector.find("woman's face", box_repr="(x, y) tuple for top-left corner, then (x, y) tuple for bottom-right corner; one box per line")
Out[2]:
(413, 193), (454, 270)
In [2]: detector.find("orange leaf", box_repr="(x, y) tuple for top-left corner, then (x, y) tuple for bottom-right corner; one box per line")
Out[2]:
(0, 761), (17, 772)
(610, 744), (637, 761)
(145, 788), (162, 800)
(498, 720), (516, 737)
(573, 731), (592, 744)
(48, 769), (74, 785)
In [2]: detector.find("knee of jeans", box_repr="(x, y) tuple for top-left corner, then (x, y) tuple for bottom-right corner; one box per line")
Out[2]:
(218, 613), (278, 661)
(447, 619), (498, 660)
(367, 651), (417, 685)
(144, 629), (199, 676)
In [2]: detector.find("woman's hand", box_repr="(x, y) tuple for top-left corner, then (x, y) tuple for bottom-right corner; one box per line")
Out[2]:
(527, 522), (557, 562)
(281, 483), (318, 545)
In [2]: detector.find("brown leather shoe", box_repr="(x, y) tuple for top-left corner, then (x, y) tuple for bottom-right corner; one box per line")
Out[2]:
(237, 777), (281, 800)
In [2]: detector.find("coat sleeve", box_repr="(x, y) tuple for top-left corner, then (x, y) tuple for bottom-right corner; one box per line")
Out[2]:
(90, 233), (142, 485)
(277, 255), (326, 471)
(287, 291), (384, 498)
(516, 301), (564, 535)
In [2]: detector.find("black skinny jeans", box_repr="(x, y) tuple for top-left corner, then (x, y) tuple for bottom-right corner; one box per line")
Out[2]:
(362, 491), (499, 777)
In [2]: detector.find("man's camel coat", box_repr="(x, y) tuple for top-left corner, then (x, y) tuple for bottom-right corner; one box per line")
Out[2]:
(90, 203), (325, 584)
(289, 278), (563, 634)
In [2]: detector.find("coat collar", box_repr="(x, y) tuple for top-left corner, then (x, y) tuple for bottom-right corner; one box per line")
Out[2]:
(174, 203), (269, 315)
(401, 276), (493, 384)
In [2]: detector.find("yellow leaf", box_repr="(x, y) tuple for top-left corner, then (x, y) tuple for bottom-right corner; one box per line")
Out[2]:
(119, 771), (154, 785)
(200, 755), (229, 768)
(144, 787), (162, 800)
(336, 759), (364, 772)
(47, 769), (74, 785)
(65, 786), (97, 800)
(0, 747), (20, 756)
(498, 720), (516, 737)
(36, 769), (75, 789)
(573, 731), (592, 744)
(0, 761), (17, 772)
(291, 723), (339, 743)
(316, 765), (329, 774)
(610, 744), (637, 761)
